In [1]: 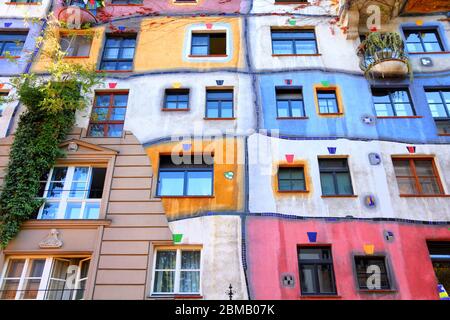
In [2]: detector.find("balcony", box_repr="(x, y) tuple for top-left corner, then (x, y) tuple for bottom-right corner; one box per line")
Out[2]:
(57, 0), (101, 25)
(357, 32), (411, 78)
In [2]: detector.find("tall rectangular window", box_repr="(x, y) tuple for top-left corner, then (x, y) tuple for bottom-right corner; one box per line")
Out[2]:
(36, 166), (106, 219)
(205, 89), (233, 119)
(271, 29), (317, 55)
(371, 88), (414, 117)
(297, 247), (337, 296)
(317, 90), (339, 114)
(157, 155), (213, 197)
(60, 34), (92, 57)
(404, 28), (444, 53)
(355, 256), (391, 290)
(392, 158), (444, 196)
(100, 35), (136, 71)
(278, 167), (306, 191)
(0, 32), (27, 57)
(152, 249), (201, 295)
(191, 32), (226, 56)
(276, 88), (305, 118)
(0, 257), (90, 300)
(319, 158), (354, 196)
(88, 92), (128, 137)
(164, 89), (189, 110)
(426, 89), (450, 135)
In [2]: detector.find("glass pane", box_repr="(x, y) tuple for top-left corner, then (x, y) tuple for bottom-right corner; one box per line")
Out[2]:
(291, 101), (304, 117)
(299, 248), (330, 260)
(191, 35), (208, 46)
(122, 38), (136, 47)
(393, 160), (412, 176)
(272, 40), (294, 54)
(317, 264), (335, 294)
(65, 202), (82, 219)
(336, 172), (353, 195)
(88, 168), (106, 198)
(158, 171), (184, 196)
(414, 160), (434, 176)
(295, 41), (316, 54)
(186, 171), (212, 196)
(220, 101), (233, 118)
(278, 180), (291, 191)
(292, 180), (306, 191)
(406, 42), (423, 52)
(48, 167), (67, 198)
(88, 124), (105, 137)
(120, 47), (135, 59)
(105, 38), (122, 47)
(300, 265), (315, 294)
(93, 108), (108, 121)
(69, 167), (89, 198)
(96, 95), (110, 107)
(320, 172), (336, 195)
(155, 251), (176, 269)
(84, 202), (100, 219)
(113, 95), (128, 107)
(419, 177), (442, 195)
(21, 279), (40, 299)
(391, 90), (410, 103)
(28, 259), (45, 278)
(425, 91), (442, 104)
(428, 103), (447, 118)
(0, 280), (20, 299)
(422, 32), (437, 42)
(207, 91), (232, 100)
(397, 177), (417, 194)
(117, 61), (132, 70)
(107, 124), (123, 137)
(110, 108), (126, 121)
(5, 259), (25, 277)
(41, 202), (59, 219)
(153, 271), (175, 293)
(180, 271), (200, 293)
(191, 45), (208, 55)
(181, 251), (200, 269)
(277, 101), (289, 117)
(206, 101), (219, 118)
(104, 48), (119, 59)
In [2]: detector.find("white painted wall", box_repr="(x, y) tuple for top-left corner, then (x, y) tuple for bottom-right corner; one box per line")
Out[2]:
(250, 0), (337, 15)
(248, 15), (362, 73)
(0, 0), (52, 19)
(168, 216), (249, 300)
(248, 133), (450, 221)
(76, 73), (257, 144)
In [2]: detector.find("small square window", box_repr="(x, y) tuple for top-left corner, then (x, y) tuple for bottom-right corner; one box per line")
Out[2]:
(371, 88), (414, 117)
(205, 89), (234, 119)
(316, 89), (340, 114)
(276, 88), (305, 118)
(355, 256), (391, 290)
(164, 89), (189, 110)
(100, 35), (136, 71)
(278, 167), (306, 191)
(60, 34), (92, 57)
(319, 158), (354, 196)
(403, 28), (444, 53)
(191, 32), (226, 56)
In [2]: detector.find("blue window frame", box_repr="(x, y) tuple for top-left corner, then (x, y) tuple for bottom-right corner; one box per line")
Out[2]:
(371, 88), (414, 117)
(205, 89), (233, 118)
(100, 35), (136, 71)
(276, 87), (305, 118)
(319, 158), (354, 196)
(157, 156), (213, 196)
(164, 89), (189, 110)
(271, 29), (318, 55)
(403, 28), (444, 53)
(0, 33), (27, 57)
(317, 90), (339, 114)
(191, 33), (226, 56)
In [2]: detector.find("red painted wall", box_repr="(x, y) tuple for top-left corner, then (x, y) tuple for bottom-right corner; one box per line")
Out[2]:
(246, 217), (450, 300)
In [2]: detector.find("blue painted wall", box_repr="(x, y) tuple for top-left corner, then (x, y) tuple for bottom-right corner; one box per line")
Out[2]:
(0, 18), (43, 76)
(258, 70), (450, 144)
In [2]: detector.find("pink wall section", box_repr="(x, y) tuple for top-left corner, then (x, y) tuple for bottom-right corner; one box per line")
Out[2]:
(246, 217), (450, 300)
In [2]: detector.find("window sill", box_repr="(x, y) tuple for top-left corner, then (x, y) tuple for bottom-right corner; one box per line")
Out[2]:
(438, 133), (450, 136)
(278, 190), (309, 193)
(300, 295), (341, 299)
(408, 51), (450, 55)
(318, 113), (343, 116)
(21, 219), (112, 229)
(188, 55), (228, 58)
(203, 117), (236, 120)
(277, 117), (309, 120)
(272, 53), (321, 57)
(321, 195), (358, 198)
(376, 116), (422, 119)
(399, 194), (450, 198)
(358, 289), (397, 294)
(161, 108), (190, 112)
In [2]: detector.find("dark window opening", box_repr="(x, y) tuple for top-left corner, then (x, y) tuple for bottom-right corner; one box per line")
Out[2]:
(319, 158), (354, 196)
(427, 242), (450, 297)
(355, 256), (391, 290)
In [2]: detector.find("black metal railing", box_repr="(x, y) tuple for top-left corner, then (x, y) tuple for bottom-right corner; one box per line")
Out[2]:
(0, 288), (86, 300)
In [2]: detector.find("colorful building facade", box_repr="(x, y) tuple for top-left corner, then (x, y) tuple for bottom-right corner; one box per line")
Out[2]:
(0, 0), (449, 300)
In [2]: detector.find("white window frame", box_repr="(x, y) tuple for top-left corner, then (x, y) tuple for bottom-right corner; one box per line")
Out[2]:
(38, 165), (104, 220)
(151, 248), (202, 295)
(0, 256), (91, 300)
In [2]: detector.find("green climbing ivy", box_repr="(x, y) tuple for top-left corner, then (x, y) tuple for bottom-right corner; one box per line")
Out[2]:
(0, 18), (101, 248)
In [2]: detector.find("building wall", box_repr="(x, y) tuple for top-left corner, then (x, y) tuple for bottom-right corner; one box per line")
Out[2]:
(246, 216), (450, 300)
(248, 133), (450, 221)
(0, 0), (51, 19)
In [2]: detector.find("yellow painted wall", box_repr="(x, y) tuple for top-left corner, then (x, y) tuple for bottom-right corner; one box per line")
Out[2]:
(146, 138), (245, 220)
(32, 27), (105, 73)
(135, 17), (244, 71)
